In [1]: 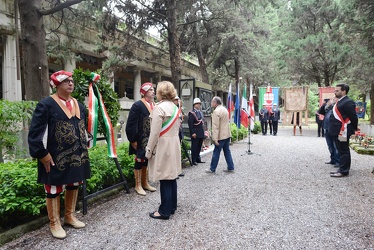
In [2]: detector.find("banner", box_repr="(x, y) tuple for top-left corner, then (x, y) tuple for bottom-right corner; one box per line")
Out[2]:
(355, 101), (366, 119)
(258, 86), (280, 112)
(319, 87), (335, 106)
(284, 87), (308, 112)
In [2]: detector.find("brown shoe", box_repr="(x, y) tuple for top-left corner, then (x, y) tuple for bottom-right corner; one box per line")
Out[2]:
(330, 172), (348, 177)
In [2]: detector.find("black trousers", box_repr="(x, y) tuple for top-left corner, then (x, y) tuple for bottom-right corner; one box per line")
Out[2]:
(158, 179), (177, 217)
(261, 121), (268, 135)
(272, 121), (278, 135)
(191, 137), (203, 163)
(333, 136), (351, 174)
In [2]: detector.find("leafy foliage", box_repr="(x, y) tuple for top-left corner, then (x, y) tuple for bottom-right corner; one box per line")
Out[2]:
(230, 123), (248, 142)
(252, 121), (261, 134)
(0, 100), (36, 162)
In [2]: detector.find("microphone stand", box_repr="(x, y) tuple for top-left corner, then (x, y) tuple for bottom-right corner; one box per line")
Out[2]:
(241, 115), (261, 156)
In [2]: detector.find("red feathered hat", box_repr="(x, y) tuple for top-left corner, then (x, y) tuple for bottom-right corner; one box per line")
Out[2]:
(50, 70), (72, 88)
(140, 82), (153, 96)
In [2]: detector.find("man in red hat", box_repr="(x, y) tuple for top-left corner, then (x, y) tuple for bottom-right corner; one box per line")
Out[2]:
(28, 70), (91, 239)
(126, 82), (157, 195)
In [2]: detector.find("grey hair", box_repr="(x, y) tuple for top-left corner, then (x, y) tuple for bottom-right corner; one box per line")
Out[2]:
(213, 96), (222, 105)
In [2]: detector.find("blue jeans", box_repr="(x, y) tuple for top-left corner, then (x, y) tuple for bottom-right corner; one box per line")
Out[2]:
(325, 129), (339, 164)
(158, 179), (177, 217)
(209, 138), (234, 172)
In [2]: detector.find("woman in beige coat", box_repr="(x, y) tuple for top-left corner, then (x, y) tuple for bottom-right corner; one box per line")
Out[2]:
(146, 81), (182, 220)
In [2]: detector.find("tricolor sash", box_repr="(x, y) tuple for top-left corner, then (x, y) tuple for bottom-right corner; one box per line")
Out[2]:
(87, 73), (117, 158)
(160, 104), (181, 137)
(333, 100), (350, 138)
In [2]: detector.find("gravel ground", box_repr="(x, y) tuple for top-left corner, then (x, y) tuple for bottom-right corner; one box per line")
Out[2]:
(1, 125), (373, 250)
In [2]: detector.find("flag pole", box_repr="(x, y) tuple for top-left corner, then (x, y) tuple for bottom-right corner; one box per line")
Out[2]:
(241, 83), (261, 156)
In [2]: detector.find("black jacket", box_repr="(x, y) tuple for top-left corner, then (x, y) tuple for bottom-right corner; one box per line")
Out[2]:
(328, 96), (358, 137)
(28, 96), (90, 185)
(188, 109), (205, 138)
(125, 100), (151, 158)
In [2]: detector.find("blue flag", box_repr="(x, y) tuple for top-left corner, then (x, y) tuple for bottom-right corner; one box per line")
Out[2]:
(234, 84), (241, 128)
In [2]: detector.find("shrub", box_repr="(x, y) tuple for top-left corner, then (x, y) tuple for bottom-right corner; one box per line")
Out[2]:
(252, 121), (261, 134)
(0, 142), (134, 231)
(0, 159), (46, 230)
(230, 124), (248, 142)
(0, 100), (36, 162)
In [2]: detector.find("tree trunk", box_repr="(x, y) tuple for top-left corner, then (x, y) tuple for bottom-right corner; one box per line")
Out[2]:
(165, 0), (182, 90)
(234, 58), (240, 92)
(370, 81), (374, 125)
(18, 0), (49, 101)
(192, 22), (209, 84)
(196, 46), (209, 84)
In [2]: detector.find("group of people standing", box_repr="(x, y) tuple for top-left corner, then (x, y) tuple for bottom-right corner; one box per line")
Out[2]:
(259, 103), (281, 136)
(28, 69), (236, 238)
(26, 69), (357, 241)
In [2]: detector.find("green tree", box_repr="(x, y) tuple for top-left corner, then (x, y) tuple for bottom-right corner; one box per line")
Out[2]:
(275, 0), (354, 87)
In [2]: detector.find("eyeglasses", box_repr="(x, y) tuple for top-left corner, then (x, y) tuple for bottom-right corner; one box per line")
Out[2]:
(62, 79), (74, 84)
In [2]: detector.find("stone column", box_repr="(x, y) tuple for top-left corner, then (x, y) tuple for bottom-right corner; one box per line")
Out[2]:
(133, 68), (141, 101)
(64, 57), (76, 72)
(2, 35), (22, 101)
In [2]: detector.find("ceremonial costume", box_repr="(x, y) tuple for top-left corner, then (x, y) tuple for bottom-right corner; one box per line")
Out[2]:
(126, 83), (157, 195)
(28, 70), (90, 239)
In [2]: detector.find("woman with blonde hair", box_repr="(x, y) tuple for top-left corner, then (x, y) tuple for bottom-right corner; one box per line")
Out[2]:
(146, 81), (182, 220)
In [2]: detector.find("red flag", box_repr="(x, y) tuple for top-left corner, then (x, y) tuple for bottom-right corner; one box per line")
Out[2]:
(249, 84), (255, 130)
(240, 84), (249, 128)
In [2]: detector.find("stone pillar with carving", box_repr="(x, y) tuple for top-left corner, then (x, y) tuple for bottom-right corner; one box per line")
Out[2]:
(3, 35), (22, 101)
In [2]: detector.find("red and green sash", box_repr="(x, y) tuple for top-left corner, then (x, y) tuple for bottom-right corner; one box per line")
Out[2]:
(87, 73), (117, 158)
(160, 104), (181, 137)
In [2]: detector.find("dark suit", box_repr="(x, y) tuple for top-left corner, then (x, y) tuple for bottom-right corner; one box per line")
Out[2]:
(259, 108), (269, 135)
(269, 107), (280, 135)
(188, 109), (204, 163)
(328, 96), (358, 174)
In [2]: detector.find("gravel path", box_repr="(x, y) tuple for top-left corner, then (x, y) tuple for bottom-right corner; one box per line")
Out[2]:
(2, 126), (373, 250)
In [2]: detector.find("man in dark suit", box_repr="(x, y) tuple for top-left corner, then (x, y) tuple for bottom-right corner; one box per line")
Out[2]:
(329, 83), (358, 177)
(259, 104), (269, 135)
(269, 103), (280, 136)
(188, 98), (205, 165)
